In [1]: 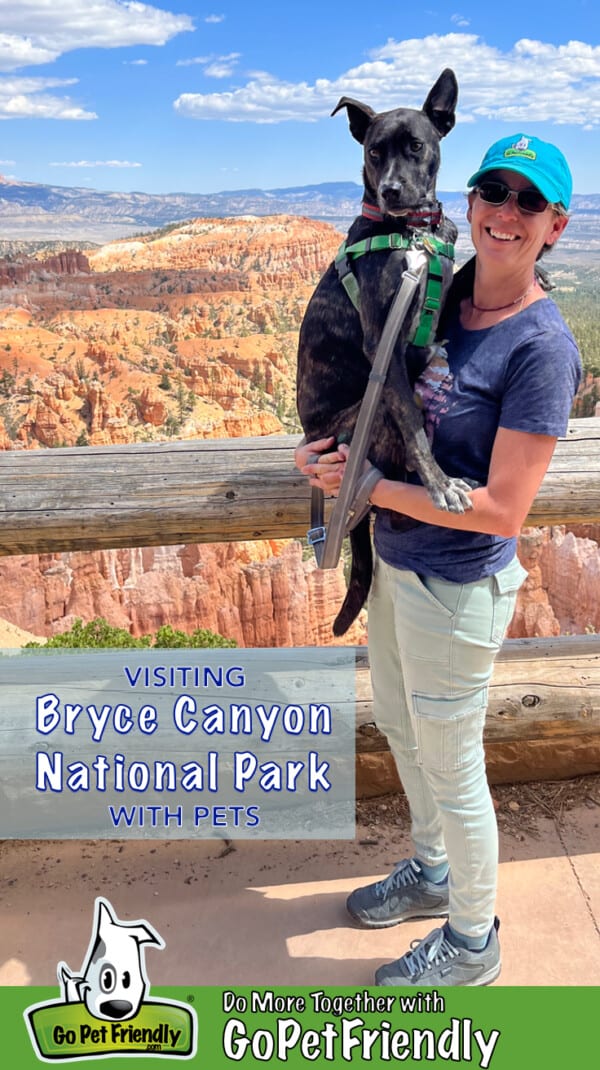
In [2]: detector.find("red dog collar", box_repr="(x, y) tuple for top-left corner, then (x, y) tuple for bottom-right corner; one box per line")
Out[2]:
(362, 199), (443, 228)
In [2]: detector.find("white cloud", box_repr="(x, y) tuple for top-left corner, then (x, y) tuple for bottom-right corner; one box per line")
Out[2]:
(49, 159), (142, 167)
(173, 32), (600, 127)
(0, 1), (194, 72)
(0, 95), (95, 118)
(204, 52), (240, 78)
(0, 75), (96, 118)
(176, 52), (240, 77)
(124, 58), (148, 65)
(0, 2), (193, 120)
(451, 13), (470, 27)
(0, 33), (56, 69)
(204, 14), (225, 23)
(0, 158), (15, 164)
(203, 61), (231, 77)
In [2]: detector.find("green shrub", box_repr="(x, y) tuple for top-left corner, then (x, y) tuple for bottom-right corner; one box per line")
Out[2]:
(153, 624), (236, 649)
(25, 616), (236, 649)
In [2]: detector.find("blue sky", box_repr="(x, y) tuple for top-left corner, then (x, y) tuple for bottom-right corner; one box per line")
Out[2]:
(0, 0), (598, 196)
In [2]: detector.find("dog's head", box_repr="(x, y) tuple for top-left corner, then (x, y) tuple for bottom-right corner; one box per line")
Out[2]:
(58, 898), (164, 1021)
(332, 69), (458, 218)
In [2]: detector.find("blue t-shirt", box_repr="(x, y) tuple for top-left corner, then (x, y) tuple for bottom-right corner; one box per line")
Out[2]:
(373, 298), (582, 582)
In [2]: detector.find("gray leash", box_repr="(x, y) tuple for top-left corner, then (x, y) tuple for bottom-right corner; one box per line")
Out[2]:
(308, 249), (427, 569)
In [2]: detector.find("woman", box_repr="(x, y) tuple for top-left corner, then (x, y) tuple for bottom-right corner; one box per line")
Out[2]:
(296, 133), (581, 986)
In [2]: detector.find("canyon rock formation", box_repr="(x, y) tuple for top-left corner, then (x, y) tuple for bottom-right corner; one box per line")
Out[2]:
(1, 525), (596, 648)
(0, 541), (366, 648)
(0, 215), (341, 450)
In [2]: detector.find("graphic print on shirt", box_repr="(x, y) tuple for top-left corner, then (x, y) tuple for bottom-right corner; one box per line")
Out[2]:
(413, 343), (454, 442)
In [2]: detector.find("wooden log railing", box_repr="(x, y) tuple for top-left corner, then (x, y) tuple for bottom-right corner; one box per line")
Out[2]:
(355, 634), (600, 786)
(1, 417), (600, 557)
(355, 636), (600, 744)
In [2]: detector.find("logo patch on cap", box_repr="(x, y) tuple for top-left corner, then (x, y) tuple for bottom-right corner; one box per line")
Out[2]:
(504, 136), (536, 161)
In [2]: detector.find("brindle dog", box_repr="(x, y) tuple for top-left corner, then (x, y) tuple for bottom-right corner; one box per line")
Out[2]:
(296, 68), (471, 635)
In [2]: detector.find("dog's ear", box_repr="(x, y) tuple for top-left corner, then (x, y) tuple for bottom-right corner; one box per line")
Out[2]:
(331, 97), (376, 145)
(423, 68), (458, 138)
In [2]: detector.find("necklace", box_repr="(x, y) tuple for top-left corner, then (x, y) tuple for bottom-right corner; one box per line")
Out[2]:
(471, 281), (536, 313)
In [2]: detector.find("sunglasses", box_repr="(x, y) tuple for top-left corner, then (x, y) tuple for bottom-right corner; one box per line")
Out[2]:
(475, 180), (549, 215)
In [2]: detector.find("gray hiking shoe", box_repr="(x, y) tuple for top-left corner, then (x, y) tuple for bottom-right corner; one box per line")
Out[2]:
(375, 918), (501, 987)
(346, 858), (449, 929)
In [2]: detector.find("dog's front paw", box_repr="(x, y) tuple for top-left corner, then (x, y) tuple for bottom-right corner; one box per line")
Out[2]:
(430, 477), (474, 513)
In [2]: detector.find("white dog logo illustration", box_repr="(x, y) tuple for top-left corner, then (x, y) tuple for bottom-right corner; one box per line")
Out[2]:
(58, 897), (164, 1022)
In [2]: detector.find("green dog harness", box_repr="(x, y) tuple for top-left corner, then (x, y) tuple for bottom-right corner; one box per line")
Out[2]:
(334, 232), (455, 348)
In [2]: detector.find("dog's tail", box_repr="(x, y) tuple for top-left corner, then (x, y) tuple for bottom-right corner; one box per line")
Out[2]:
(332, 518), (373, 636)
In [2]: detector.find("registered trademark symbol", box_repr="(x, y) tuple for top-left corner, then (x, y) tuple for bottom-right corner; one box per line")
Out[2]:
(187, 994), (195, 1003)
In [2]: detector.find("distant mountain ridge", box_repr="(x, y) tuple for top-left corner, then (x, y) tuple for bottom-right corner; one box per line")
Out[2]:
(1, 174), (599, 243)
(0, 176), (363, 240)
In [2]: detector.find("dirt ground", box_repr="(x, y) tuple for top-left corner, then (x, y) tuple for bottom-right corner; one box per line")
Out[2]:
(358, 772), (600, 841)
(1, 772), (598, 987)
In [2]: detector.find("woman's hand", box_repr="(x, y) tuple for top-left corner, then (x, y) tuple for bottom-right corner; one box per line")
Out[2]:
(295, 437), (349, 496)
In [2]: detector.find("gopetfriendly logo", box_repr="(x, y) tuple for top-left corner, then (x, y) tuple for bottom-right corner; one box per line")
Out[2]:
(25, 897), (197, 1061)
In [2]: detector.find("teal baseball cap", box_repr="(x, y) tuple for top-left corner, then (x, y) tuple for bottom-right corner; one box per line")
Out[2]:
(467, 133), (572, 210)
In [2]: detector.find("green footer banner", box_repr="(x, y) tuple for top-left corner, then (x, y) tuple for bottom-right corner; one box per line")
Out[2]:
(1, 980), (594, 1065)
(1, 985), (596, 1068)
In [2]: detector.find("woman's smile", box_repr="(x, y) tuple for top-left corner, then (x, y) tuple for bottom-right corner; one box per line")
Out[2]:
(486, 227), (519, 242)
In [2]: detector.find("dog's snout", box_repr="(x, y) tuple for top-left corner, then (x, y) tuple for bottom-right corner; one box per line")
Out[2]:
(100, 999), (134, 1019)
(380, 182), (403, 204)
(379, 182), (412, 215)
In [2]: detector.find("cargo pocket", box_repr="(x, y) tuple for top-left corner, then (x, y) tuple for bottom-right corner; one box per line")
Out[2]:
(490, 557), (528, 646)
(412, 687), (488, 772)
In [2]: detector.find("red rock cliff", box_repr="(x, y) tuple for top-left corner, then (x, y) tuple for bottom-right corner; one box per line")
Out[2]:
(0, 541), (366, 648)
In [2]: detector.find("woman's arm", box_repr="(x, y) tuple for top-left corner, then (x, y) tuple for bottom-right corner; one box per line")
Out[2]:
(301, 427), (558, 538)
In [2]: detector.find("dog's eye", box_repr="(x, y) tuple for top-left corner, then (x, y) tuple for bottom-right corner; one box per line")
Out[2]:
(368, 148), (380, 161)
(122, 971), (131, 989)
(410, 139), (423, 152)
(100, 965), (116, 993)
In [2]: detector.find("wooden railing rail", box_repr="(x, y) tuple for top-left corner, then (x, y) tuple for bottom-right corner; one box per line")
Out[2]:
(1, 418), (599, 558)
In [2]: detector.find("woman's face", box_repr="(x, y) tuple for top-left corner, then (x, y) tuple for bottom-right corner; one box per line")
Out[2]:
(467, 169), (568, 268)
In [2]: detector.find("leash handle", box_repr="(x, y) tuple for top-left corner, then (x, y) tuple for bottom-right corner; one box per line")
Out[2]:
(314, 258), (425, 569)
